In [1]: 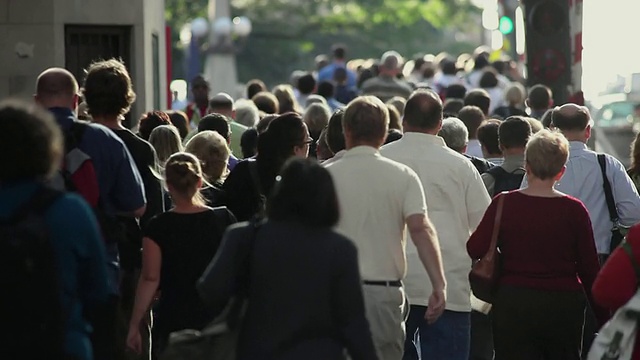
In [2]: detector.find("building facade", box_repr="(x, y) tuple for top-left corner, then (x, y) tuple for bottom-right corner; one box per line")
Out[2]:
(0, 0), (167, 127)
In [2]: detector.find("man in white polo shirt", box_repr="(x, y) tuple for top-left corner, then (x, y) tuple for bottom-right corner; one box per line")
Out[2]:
(381, 89), (490, 360)
(325, 96), (447, 360)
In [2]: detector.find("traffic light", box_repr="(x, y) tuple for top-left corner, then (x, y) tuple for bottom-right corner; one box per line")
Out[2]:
(522, 0), (572, 105)
(499, 16), (514, 35)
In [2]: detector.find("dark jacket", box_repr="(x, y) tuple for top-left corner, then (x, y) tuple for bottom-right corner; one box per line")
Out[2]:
(197, 221), (378, 360)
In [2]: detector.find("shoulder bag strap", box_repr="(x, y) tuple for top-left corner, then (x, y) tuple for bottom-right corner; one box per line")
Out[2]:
(486, 192), (506, 260)
(621, 240), (640, 287)
(598, 154), (620, 223)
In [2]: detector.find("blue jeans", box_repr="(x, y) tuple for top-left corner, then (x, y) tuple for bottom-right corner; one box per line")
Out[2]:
(403, 305), (470, 360)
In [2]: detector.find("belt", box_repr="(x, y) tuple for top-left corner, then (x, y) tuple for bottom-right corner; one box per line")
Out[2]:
(363, 280), (402, 287)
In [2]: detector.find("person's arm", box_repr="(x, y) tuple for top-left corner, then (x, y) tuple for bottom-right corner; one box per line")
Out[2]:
(52, 195), (110, 308)
(127, 237), (161, 354)
(468, 171), (492, 229)
(466, 197), (499, 260)
(609, 157), (640, 227)
(113, 141), (147, 218)
(407, 213), (446, 323)
(572, 202), (608, 325)
(331, 240), (379, 360)
(197, 226), (245, 317)
(402, 170), (446, 322)
(593, 226), (640, 311)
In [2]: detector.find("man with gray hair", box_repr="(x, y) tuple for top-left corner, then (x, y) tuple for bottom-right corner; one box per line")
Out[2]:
(303, 103), (331, 158)
(439, 117), (495, 174)
(381, 90), (490, 360)
(234, 99), (259, 128)
(326, 95), (446, 359)
(361, 51), (413, 102)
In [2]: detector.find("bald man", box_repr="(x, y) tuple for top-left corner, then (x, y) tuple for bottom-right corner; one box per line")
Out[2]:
(35, 67), (147, 360)
(532, 103), (640, 354)
(537, 103), (640, 260)
(381, 89), (490, 360)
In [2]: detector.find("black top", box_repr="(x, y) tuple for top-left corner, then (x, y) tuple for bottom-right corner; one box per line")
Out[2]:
(113, 129), (164, 270)
(221, 159), (272, 222)
(201, 181), (225, 207)
(197, 221), (378, 360)
(464, 154), (495, 175)
(144, 208), (236, 340)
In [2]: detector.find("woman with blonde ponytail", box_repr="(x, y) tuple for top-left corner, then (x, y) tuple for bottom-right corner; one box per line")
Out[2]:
(126, 152), (236, 355)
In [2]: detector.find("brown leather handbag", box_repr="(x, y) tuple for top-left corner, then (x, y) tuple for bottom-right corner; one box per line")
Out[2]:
(469, 193), (506, 303)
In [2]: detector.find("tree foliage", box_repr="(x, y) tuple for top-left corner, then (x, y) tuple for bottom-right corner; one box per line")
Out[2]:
(165, 0), (480, 85)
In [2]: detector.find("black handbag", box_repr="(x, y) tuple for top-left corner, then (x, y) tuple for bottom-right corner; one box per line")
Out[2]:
(159, 219), (262, 360)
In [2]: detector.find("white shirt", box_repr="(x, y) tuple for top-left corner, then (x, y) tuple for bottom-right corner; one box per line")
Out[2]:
(321, 149), (346, 167)
(381, 133), (491, 311)
(325, 146), (428, 281)
(465, 139), (484, 159)
(523, 141), (640, 254)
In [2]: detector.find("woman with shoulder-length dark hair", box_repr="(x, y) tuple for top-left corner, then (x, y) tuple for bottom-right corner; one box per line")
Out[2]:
(221, 112), (311, 221)
(197, 158), (378, 360)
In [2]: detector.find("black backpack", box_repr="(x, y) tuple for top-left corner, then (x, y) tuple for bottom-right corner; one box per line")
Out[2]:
(0, 186), (66, 359)
(486, 166), (526, 196)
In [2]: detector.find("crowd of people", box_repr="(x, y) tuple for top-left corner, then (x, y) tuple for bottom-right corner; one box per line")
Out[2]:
(4, 43), (640, 360)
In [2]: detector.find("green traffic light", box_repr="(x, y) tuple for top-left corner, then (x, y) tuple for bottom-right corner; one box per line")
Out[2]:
(499, 16), (514, 34)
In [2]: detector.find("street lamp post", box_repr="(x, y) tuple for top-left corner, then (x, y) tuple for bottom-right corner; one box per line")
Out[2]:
(182, 1), (252, 99)
(204, 0), (252, 98)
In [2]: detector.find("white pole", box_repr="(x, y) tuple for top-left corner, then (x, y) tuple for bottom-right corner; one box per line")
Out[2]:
(204, 0), (239, 98)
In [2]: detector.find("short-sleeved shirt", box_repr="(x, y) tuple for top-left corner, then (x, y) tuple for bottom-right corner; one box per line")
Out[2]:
(143, 209), (236, 338)
(381, 133), (491, 311)
(50, 108), (146, 217)
(50, 107), (146, 292)
(325, 146), (427, 280)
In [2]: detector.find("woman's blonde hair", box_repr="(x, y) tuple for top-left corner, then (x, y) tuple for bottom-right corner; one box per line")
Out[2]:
(272, 84), (302, 114)
(149, 125), (183, 164)
(185, 130), (230, 183)
(525, 129), (569, 180)
(164, 152), (205, 206)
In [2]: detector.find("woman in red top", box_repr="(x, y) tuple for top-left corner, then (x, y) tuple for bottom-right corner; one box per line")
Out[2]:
(592, 223), (640, 360)
(467, 129), (606, 360)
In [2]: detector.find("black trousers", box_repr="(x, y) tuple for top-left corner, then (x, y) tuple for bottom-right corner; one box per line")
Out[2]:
(470, 310), (494, 360)
(492, 286), (586, 360)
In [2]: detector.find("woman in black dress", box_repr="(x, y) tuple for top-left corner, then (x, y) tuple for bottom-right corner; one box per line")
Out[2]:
(126, 152), (236, 355)
(198, 158), (378, 360)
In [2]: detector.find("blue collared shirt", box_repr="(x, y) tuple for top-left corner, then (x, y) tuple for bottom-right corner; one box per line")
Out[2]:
(317, 62), (357, 88)
(526, 141), (640, 254)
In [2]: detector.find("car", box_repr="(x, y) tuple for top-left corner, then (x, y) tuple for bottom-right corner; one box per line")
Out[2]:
(591, 93), (640, 133)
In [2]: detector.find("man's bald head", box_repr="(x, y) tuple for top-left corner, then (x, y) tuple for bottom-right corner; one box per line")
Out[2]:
(551, 103), (591, 132)
(403, 89), (443, 131)
(35, 68), (79, 109)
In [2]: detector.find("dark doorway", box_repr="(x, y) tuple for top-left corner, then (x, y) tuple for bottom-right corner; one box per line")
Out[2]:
(65, 25), (134, 128)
